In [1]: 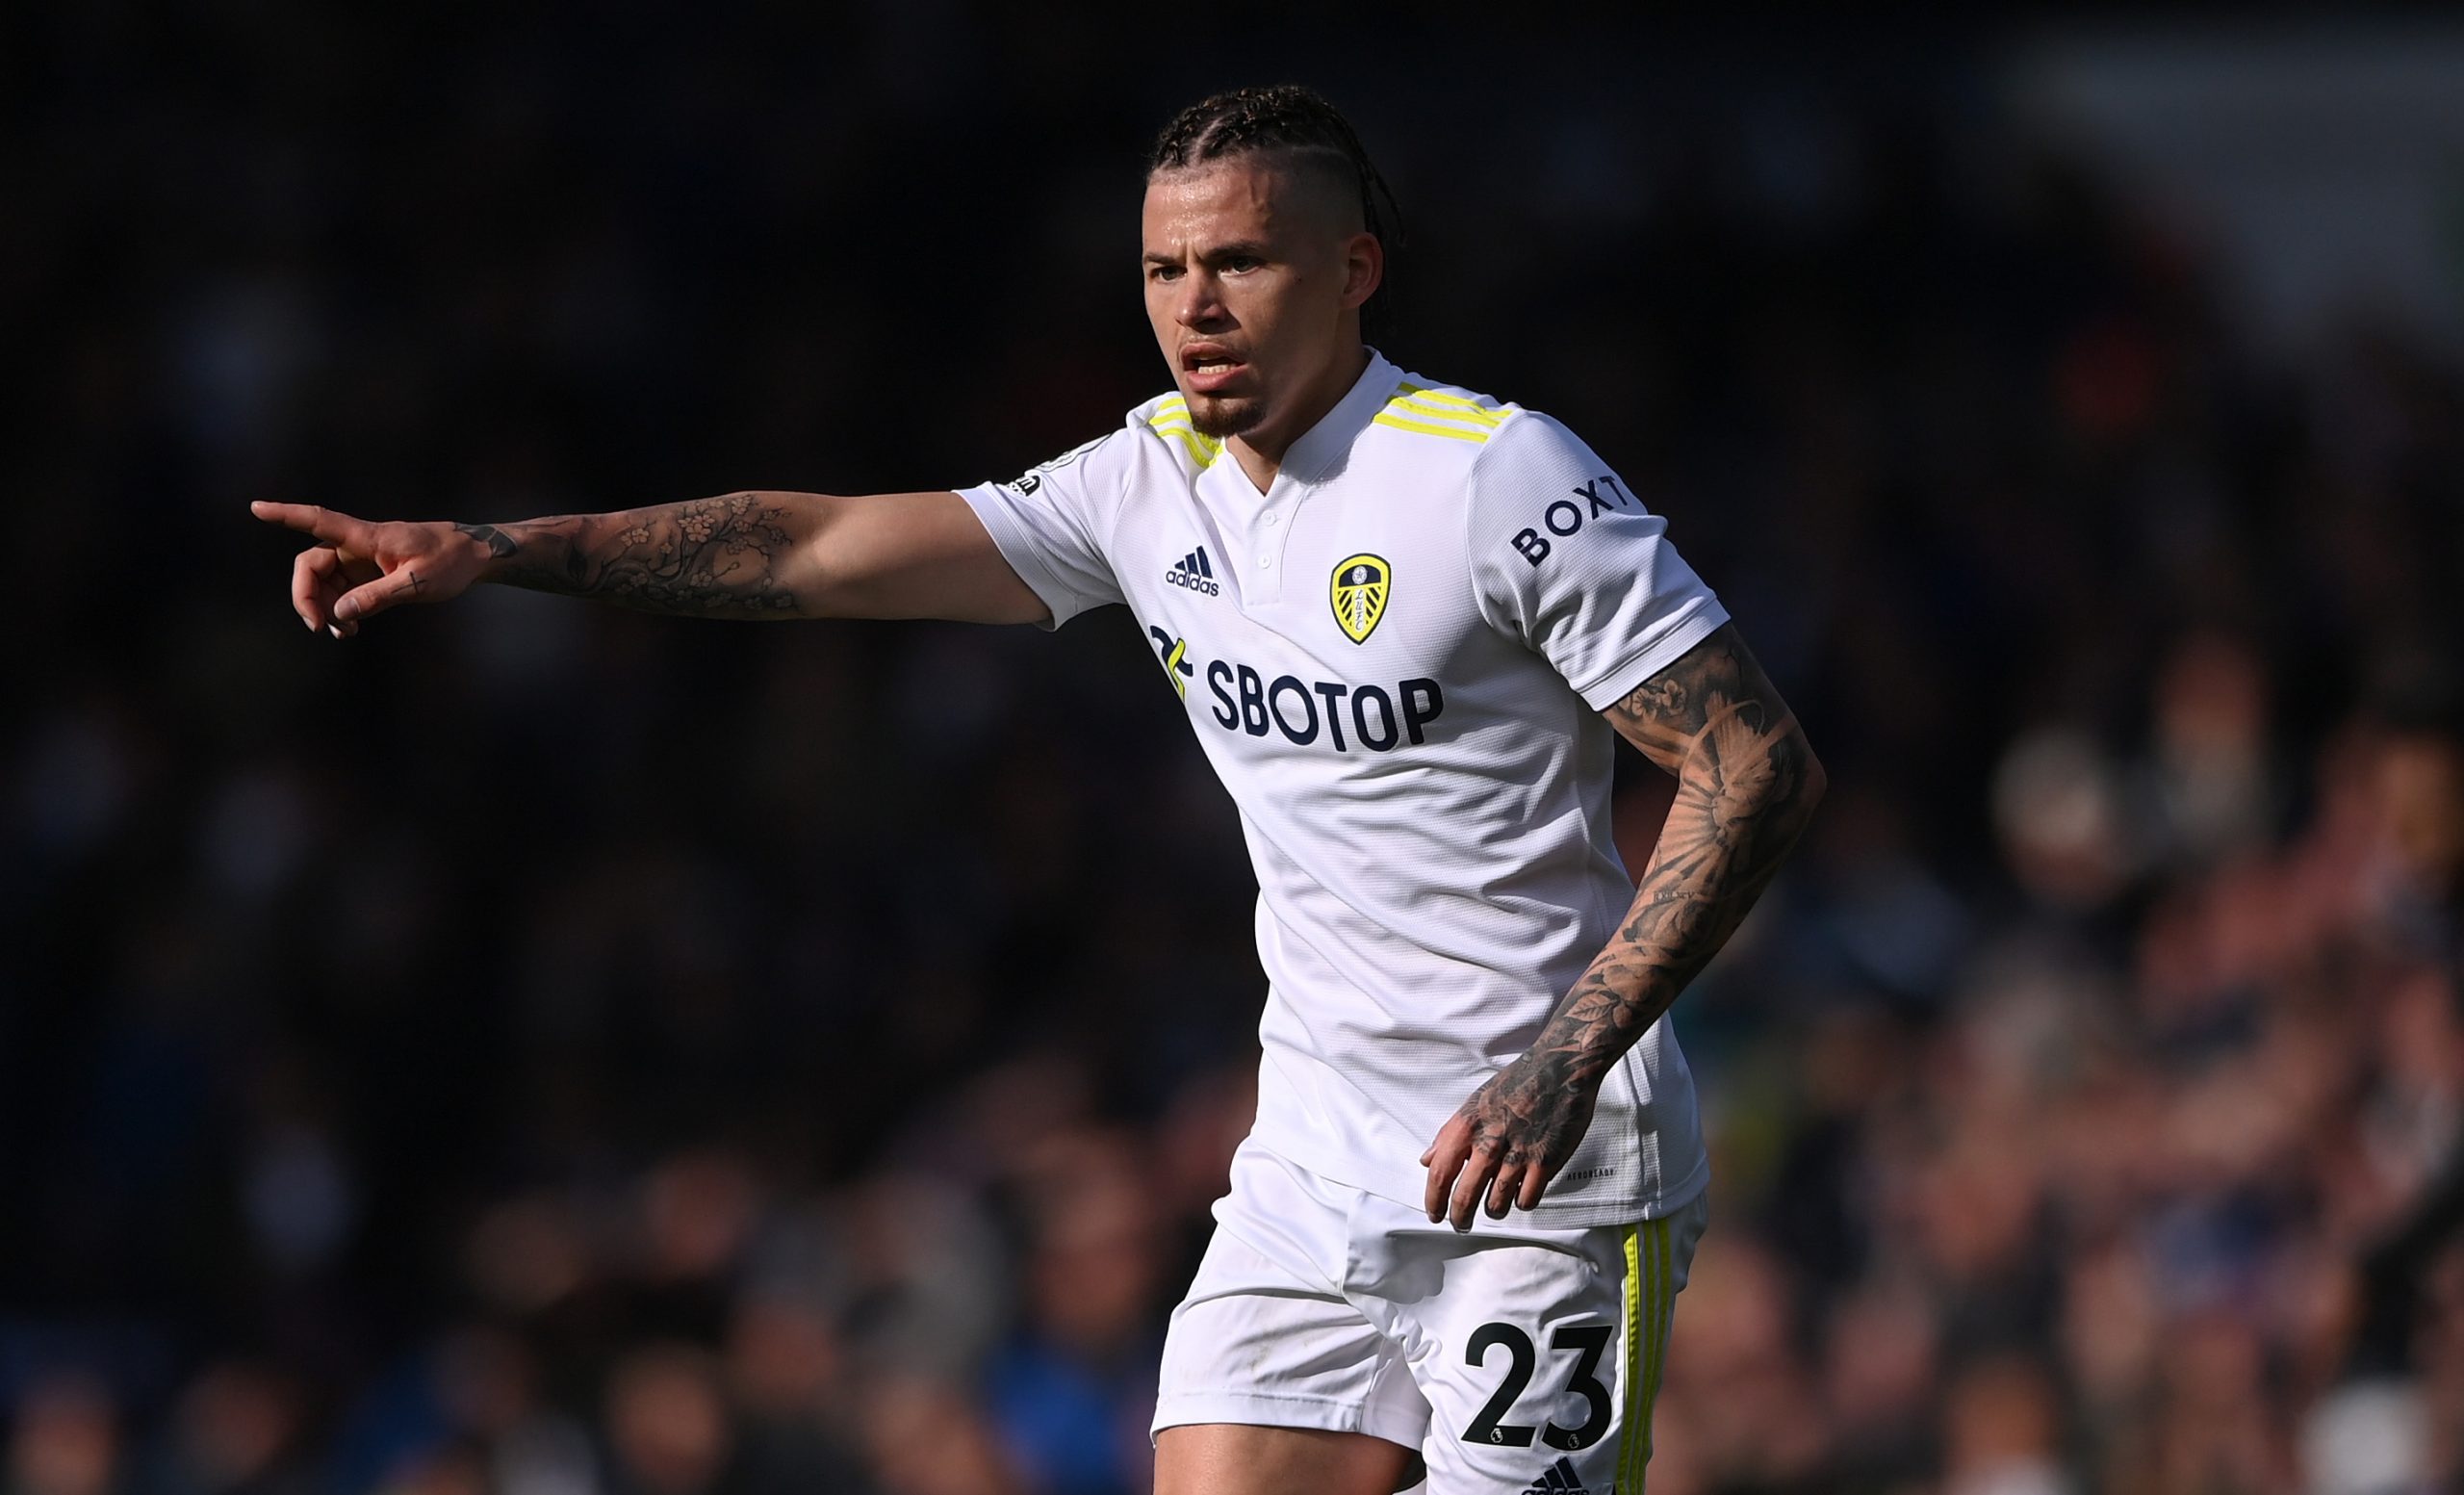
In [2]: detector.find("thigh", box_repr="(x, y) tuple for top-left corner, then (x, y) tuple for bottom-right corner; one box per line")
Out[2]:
(1154, 1425), (1419, 1495)
(1154, 1219), (1429, 1455)
(1158, 1147), (1439, 1457)
(1376, 1191), (1709, 1495)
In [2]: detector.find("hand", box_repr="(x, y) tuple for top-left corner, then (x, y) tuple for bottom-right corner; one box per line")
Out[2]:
(250, 503), (491, 636)
(1421, 1055), (1599, 1231)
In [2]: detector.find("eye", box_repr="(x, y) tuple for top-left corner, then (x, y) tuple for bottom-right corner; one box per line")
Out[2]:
(1224, 255), (1263, 273)
(1147, 265), (1183, 283)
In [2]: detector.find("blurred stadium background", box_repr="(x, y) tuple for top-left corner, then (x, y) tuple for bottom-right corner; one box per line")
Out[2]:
(8, 9), (2464, 1494)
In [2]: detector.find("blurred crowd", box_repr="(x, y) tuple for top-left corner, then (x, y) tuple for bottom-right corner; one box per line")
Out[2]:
(7, 8), (2464, 1495)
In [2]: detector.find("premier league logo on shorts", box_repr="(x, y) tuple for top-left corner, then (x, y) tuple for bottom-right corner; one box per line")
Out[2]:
(1330, 553), (1391, 644)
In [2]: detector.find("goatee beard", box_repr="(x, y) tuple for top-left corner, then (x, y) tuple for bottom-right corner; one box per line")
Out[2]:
(1190, 395), (1263, 440)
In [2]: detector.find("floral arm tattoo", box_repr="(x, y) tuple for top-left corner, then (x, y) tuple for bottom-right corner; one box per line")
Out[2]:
(1561, 625), (1822, 1063)
(1438, 624), (1825, 1202)
(456, 492), (807, 618)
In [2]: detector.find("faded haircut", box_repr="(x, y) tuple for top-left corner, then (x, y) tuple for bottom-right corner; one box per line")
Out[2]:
(1150, 85), (1403, 332)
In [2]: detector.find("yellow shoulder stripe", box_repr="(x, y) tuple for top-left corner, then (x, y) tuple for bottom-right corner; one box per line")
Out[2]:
(1375, 381), (1516, 444)
(1372, 411), (1492, 444)
(1146, 405), (1221, 469)
(1396, 381), (1510, 418)
(1388, 394), (1502, 427)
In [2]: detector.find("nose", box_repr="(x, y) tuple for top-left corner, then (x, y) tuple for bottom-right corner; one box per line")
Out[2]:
(1175, 270), (1228, 330)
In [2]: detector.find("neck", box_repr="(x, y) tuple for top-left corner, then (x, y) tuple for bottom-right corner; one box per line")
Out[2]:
(1229, 344), (1371, 492)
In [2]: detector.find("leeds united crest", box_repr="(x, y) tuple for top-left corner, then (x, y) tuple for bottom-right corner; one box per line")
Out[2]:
(1330, 554), (1391, 644)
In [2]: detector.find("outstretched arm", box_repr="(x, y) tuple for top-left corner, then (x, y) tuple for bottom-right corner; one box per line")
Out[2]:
(1423, 622), (1826, 1229)
(251, 489), (1047, 635)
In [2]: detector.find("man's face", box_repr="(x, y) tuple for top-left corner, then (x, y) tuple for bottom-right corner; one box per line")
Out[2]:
(1141, 156), (1378, 442)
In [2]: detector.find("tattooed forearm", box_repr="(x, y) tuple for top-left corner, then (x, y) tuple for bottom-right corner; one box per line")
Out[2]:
(1423, 624), (1823, 1223)
(456, 493), (809, 619)
(457, 523), (519, 559)
(1529, 625), (1825, 1094)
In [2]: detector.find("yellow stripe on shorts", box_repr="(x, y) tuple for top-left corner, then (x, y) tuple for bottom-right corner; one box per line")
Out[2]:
(1618, 1224), (1644, 1493)
(1618, 1217), (1675, 1494)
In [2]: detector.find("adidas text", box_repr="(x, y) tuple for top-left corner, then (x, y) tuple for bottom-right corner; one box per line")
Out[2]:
(1167, 548), (1221, 596)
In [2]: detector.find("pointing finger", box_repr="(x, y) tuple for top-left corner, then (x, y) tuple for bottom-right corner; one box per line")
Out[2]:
(253, 501), (376, 551)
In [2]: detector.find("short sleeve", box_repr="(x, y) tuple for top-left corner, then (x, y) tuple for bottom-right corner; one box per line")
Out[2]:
(1468, 412), (1729, 709)
(958, 429), (1135, 630)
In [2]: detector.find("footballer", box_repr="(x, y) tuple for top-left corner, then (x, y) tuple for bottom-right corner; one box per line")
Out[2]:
(255, 86), (1824, 1495)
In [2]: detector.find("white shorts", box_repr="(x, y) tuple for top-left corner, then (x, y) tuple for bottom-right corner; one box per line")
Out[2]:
(1155, 1139), (1709, 1494)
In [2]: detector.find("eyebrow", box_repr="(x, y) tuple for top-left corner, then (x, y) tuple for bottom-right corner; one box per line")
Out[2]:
(1143, 240), (1273, 266)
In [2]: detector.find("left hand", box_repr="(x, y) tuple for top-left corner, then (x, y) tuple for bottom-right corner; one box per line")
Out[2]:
(1421, 1054), (1600, 1231)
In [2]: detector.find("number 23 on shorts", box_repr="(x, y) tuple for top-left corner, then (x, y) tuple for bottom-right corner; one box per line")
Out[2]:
(1434, 1211), (1688, 1494)
(1462, 1321), (1614, 1449)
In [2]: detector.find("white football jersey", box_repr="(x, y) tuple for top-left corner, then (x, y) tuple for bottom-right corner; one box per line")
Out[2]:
(959, 350), (1728, 1225)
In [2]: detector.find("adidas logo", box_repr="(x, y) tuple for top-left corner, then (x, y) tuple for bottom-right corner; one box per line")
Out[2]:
(1523, 1457), (1596, 1494)
(1165, 547), (1220, 596)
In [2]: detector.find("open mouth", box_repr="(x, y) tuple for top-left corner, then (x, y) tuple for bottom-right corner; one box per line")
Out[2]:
(1182, 345), (1247, 392)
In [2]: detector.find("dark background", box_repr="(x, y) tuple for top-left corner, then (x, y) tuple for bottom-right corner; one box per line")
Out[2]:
(6, 7), (2464, 1493)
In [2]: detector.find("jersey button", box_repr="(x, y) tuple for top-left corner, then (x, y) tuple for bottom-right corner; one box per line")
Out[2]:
(1263, 512), (1279, 527)
(1258, 554), (1271, 568)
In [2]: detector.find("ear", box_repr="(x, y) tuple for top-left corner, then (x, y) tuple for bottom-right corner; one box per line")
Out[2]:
(1339, 231), (1383, 310)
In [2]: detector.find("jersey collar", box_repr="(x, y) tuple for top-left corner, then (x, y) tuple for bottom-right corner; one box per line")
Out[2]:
(1267, 348), (1402, 491)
